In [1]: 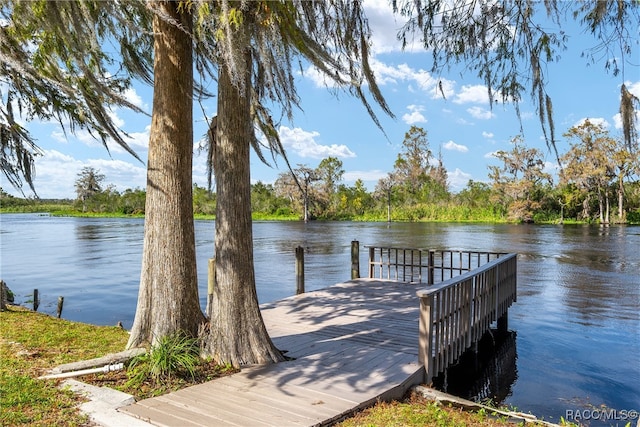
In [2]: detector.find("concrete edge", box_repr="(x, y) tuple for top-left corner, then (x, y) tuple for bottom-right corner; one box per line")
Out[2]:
(62, 379), (152, 427)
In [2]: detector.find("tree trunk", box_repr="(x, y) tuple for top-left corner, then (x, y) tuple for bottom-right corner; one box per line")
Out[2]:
(618, 176), (624, 220)
(598, 188), (604, 224)
(581, 195), (590, 220)
(127, 2), (204, 348)
(303, 192), (309, 223)
(203, 49), (284, 367)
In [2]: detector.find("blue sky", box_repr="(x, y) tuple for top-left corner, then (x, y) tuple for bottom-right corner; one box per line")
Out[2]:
(3, 0), (639, 199)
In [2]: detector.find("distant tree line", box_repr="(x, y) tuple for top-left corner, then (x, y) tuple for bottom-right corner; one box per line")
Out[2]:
(2, 123), (639, 224)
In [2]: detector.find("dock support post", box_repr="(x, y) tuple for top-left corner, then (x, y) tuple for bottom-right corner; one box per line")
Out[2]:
(206, 258), (215, 317)
(351, 240), (360, 279)
(497, 312), (508, 335)
(418, 295), (434, 384)
(56, 296), (64, 318)
(296, 246), (305, 294)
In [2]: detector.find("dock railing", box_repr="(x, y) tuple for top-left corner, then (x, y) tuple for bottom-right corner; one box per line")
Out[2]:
(365, 246), (517, 384)
(416, 253), (517, 383)
(366, 246), (507, 284)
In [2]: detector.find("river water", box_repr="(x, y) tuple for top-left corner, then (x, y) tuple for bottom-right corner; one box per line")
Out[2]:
(1, 214), (638, 424)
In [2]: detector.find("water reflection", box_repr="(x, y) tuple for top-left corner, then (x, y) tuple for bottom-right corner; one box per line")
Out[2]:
(433, 330), (518, 405)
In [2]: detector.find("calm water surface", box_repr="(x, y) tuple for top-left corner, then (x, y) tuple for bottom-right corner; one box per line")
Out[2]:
(1, 214), (638, 424)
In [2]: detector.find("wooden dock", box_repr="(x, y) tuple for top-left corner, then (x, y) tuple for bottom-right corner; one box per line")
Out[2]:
(119, 247), (517, 426)
(120, 279), (425, 426)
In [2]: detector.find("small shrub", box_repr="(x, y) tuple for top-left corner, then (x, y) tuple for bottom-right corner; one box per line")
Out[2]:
(127, 333), (200, 387)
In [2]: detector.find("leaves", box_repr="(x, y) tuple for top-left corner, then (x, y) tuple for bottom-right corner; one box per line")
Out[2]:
(1, 0), (153, 193)
(394, 0), (639, 158)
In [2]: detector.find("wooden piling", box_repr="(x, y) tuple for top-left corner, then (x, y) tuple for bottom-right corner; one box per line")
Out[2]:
(295, 246), (304, 294)
(351, 240), (360, 279)
(56, 296), (64, 318)
(206, 258), (215, 317)
(0, 280), (7, 311)
(33, 289), (39, 312)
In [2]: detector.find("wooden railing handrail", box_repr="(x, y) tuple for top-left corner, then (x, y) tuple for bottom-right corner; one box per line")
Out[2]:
(415, 253), (517, 297)
(365, 246), (508, 284)
(415, 252), (517, 384)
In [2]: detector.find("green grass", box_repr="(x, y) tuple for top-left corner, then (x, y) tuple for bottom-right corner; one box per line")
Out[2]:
(0, 305), (129, 426)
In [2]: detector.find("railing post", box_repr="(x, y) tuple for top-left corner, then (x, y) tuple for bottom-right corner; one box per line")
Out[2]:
(418, 294), (434, 384)
(296, 246), (305, 294)
(428, 251), (435, 285)
(206, 258), (215, 317)
(368, 247), (375, 278)
(351, 240), (360, 279)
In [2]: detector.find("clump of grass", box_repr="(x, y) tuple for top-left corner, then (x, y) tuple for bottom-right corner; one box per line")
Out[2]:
(338, 393), (511, 427)
(126, 332), (200, 387)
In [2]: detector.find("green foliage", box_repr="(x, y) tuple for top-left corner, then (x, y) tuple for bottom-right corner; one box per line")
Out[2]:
(627, 209), (640, 224)
(126, 333), (201, 387)
(193, 184), (215, 216)
(3, 132), (639, 223)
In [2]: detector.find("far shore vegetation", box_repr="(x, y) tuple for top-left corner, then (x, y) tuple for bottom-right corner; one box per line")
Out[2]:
(3, 123), (639, 225)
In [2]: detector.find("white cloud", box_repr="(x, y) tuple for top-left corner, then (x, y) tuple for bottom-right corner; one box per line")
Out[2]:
(402, 105), (427, 124)
(15, 149), (147, 199)
(363, 0), (412, 54)
(279, 126), (355, 159)
(303, 65), (341, 89)
(626, 80), (640, 98)
(574, 117), (610, 129)
(467, 106), (495, 120)
(123, 87), (146, 110)
(443, 140), (468, 153)
(108, 109), (125, 129)
(124, 125), (151, 151)
(369, 59), (456, 99)
(447, 168), (473, 192)
(51, 130), (69, 144)
(543, 160), (560, 176)
(482, 131), (494, 139)
(454, 84), (490, 104)
(484, 150), (501, 159)
(613, 110), (640, 130)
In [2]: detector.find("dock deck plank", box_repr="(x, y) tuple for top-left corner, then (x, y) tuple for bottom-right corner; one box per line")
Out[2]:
(119, 279), (425, 426)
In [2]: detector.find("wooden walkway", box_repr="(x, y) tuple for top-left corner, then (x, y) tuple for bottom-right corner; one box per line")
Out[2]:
(119, 279), (425, 426)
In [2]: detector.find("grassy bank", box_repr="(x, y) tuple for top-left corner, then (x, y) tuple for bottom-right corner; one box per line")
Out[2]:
(0, 305), (129, 426)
